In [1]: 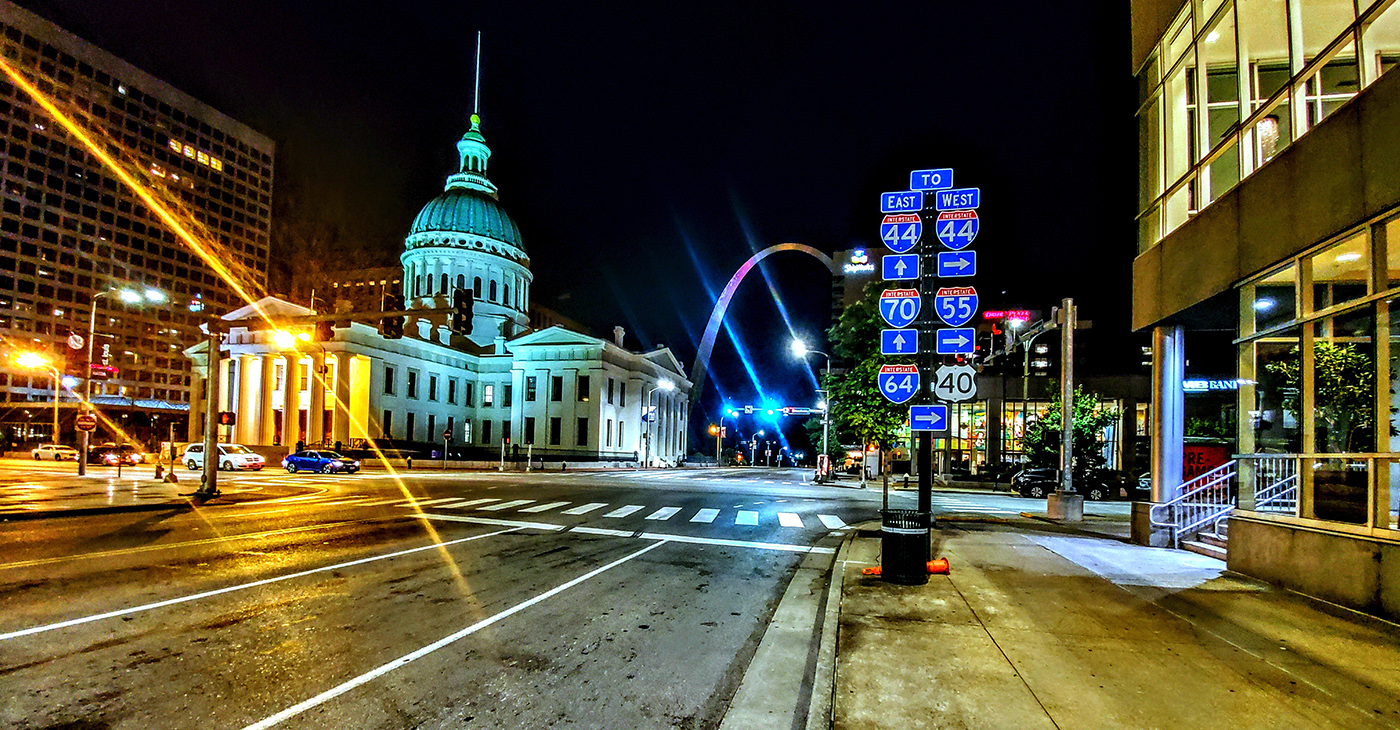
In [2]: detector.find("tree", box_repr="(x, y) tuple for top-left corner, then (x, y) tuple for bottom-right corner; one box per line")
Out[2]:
(1021, 387), (1119, 472)
(1264, 341), (1375, 451)
(825, 282), (908, 449)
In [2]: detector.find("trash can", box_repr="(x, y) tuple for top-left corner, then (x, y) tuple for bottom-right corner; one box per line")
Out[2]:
(880, 509), (930, 585)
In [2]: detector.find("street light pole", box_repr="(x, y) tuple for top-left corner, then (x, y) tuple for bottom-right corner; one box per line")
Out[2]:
(791, 339), (832, 481)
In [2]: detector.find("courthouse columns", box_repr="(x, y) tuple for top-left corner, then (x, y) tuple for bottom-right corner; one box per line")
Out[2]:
(260, 355), (277, 445)
(283, 355), (302, 452)
(308, 351), (326, 445)
(332, 354), (353, 446)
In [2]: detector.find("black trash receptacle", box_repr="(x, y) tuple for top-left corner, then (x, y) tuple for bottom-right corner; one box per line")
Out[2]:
(881, 509), (930, 585)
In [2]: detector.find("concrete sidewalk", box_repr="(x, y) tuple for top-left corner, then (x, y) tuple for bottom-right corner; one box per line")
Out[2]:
(832, 521), (1400, 729)
(0, 470), (314, 520)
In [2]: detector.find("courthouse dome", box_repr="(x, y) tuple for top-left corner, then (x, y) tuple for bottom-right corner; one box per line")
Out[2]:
(404, 113), (524, 253)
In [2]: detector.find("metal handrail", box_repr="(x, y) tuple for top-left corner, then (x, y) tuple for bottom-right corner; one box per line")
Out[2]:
(1149, 459), (1238, 548)
(1254, 473), (1298, 513)
(1148, 460), (1237, 525)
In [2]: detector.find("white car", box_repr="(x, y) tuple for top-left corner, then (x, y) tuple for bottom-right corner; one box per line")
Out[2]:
(184, 443), (265, 471)
(31, 443), (78, 461)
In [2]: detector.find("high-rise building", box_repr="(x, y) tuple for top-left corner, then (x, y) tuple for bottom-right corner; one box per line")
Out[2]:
(0, 1), (273, 447)
(1132, 0), (1400, 619)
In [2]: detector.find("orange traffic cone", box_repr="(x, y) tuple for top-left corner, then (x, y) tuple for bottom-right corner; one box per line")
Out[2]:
(926, 558), (950, 575)
(861, 566), (883, 576)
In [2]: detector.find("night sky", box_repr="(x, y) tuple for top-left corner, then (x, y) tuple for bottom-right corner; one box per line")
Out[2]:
(24, 1), (1137, 446)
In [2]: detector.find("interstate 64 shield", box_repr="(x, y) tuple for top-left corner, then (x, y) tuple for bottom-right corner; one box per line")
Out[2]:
(877, 364), (919, 405)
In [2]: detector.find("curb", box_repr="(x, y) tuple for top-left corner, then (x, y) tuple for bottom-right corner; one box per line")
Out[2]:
(805, 524), (858, 729)
(0, 501), (193, 522)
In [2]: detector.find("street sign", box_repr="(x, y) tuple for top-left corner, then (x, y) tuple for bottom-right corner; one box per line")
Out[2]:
(909, 405), (949, 432)
(909, 168), (954, 191)
(879, 289), (921, 328)
(89, 363), (118, 380)
(936, 250), (976, 277)
(882, 254), (919, 281)
(75, 413), (97, 432)
(935, 187), (980, 211)
(781, 407), (813, 416)
(932, 364), (978, 402)
(879, 213), (921, 254)
(936, 327), (976, 355)
(935, 210), (979, 249)
(877, 364), (919, 404)
(742, 405), (755, 415)
(880, 190), (923, 213)
(443, 429), (452, 441)
(880, 328), (918, 356)
(217, 411), (237, 426)
(67, 333), (84, 350)
(934, 286), (979, 327)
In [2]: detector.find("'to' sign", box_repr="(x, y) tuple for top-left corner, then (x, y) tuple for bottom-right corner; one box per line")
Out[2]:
(877, 364), (920, 405)
(934, 286), (978, 327)
(879, 289), (921, 328)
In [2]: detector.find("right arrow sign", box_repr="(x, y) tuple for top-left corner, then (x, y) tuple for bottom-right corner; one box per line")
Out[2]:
(935, 327), (976, 355)
(909, 405), (949, 433)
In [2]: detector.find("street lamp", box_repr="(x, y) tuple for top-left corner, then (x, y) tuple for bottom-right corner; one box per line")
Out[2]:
(792, 337), (833, 481)
(83, 286), (167, 475)
(15, 352), (60, 445)
(644, 378), (675, 468)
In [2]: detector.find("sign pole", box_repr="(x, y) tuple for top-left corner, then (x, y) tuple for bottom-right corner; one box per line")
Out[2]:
(197, 327), (221, 498)
(1059, 298), (1076, 495)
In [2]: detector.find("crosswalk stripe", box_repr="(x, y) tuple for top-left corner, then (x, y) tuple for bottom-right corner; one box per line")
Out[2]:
(481, 499), (535, 512)
(520, 501), (570, 513)
(391, 497), (460, 507)
(603, 505), (645, 518)
(690, 508), (719, 523)
(563, 502), (608, 515)
(434, 499), (490, 509)
(645, 507), (682, 521)
(735, 510), (759, 526)
(777, 512), (803, 528)
(353, 498), (407, 507)
(818, 514), (847, 529)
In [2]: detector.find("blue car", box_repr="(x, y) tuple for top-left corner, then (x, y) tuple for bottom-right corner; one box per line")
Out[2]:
(282, 450), (360, 474)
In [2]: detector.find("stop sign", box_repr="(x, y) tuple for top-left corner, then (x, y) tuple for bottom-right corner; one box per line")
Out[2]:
(75, 413), (97, 432)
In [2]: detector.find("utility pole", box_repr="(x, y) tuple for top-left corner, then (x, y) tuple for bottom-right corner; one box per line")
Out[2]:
(1048, 298), (1082, 521)
(196, 322), (224, 499)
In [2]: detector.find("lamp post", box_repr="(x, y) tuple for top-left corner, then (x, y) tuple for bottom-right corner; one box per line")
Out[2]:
(15, 352), (60, 445)
(82, 287), (166, 475)
(644, 378), (675, 468)
(792, 338), (833, 481)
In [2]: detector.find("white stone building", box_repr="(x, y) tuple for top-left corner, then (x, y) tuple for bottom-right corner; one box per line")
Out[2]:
(187, 113), (690, 465)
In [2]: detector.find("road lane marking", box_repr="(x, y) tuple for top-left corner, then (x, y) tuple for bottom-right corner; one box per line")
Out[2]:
(481, 499), (534, 512)
(239, 540), (669, 730)
(690, 509), (719, 523)
(349, 498), (407, 507)
(520, 501), (570, 513)
(645, 507), (682, 520)
(603, 505), (645, 518)
(777, 513), (803, 528)
(638, 531), (834, 554)
(735, 511), (759, 526)
(389, 497), (461, 507)
(0, 528), (519, 642)
(440, 498), (499, 509)
(572, 526), (637, 537)
(818, 514), (847, 529)
(562, 502), (608, 515)
(415, 514), (562, 531)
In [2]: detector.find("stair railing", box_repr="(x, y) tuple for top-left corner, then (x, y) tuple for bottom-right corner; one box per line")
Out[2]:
(1149, 460), (1238, 549)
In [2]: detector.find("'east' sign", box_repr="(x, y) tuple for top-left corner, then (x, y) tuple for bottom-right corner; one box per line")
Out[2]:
(934, 286), (978, 327)
(880, 191), (923, 214)
(877, 364), (920, 405)
(879, 213), (921, 254)
(879, 289), (921, 328)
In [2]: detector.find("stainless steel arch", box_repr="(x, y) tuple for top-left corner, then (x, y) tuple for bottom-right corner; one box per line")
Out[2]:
(688, 243), (836, 404)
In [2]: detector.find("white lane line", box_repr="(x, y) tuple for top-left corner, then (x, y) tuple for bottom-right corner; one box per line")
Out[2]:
(481, 499), (535, 512)
(562, 502), (608, 515)
(603, 505), (645, 518)
(314, 498), (372, 507)
(645, 507), (682, 521)
(690, 508), (719, 523)
(390, 497), (460, 507)
(817, 514), (847, 529)
(447, 498), (501, 509)
(777, 512), (803, 528)
(239, 539), (668, 730)
(416, 514), (563, 531)
(0, 528), (518, 642)
(350, 498), (408, 507)
(638, 531), (834, 554)
(211, 509), (289, 519)
(520, 501), (570, 513)
(572, 526), (636, 537)
(429, 499), (484, 509)
(735, 511), (759, 526)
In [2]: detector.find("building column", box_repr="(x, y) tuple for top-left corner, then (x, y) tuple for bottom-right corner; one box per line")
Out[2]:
(308, 351), (326, 446)
(332, 354), (352, 447)
(1151, 325), (1185, 502)
(188, 367), (207, 442)
(260, 355), (277, 445)
(283, 354), (302, 453)
(235, 356), (254, 444)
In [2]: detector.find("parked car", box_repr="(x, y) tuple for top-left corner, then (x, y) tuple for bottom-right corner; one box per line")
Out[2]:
(1083, 469), (1138, 501)
(87, 444), (140, 466)
(1011, 468), (1060, 498)
(184, 443), (265, 471)
(31, 443), (78, 461)
(282, 450), (360, 474)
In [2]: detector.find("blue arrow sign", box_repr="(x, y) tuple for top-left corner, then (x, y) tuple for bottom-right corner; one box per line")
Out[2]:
(882, 254), (919, 281)
(877, 364), (920, 405)
(910, 405), (949, 432)
(934, 286), (978, 327)
(937, 251), (976, 278)
(910, 168), (954, 191)
(879, 213), (921, 254)
(935, 187), (980, 211)
(936, 327), (976, 355)
(881, 328), (918, 356)
(879, 289), (921, 328)
(880, 191), (923, 214)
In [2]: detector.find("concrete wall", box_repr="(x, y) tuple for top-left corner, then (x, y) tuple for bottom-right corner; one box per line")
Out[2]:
(1130, 0), (1188, 72)
(1134, 64), (1400, 330)
(1228, 514), (1400, 621)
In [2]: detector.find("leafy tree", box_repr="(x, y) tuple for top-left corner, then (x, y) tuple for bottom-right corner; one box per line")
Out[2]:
(1264, 341), (1375, 451)
(1021, 387), (1119, 472)
(1186, 417), (1229, 439)
(825, 282), (908, 449)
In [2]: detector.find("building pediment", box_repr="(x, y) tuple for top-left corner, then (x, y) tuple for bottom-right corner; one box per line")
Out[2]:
(507, 325), (605, 349)
(222, 296), (313, 322)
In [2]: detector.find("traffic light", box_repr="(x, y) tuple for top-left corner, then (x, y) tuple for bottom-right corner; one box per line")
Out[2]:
(380, 293), (405, 339)
(315, 320), (333, 342)
(451, 289), (474, 336)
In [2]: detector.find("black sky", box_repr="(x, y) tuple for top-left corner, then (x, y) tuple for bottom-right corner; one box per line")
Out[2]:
(24, 1), (1138, 435)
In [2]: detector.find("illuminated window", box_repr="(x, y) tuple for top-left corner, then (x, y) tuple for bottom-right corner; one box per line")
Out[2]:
(167, 139), (181, 153)
(149, 164), (165, 178)
(210, 158), (223, 172)
(196, 151), (209, 165)
(183, 144), (195, 158)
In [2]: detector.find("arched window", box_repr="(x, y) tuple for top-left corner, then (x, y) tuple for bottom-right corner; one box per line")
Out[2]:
(503, 284), (510, 308)
(440, 273), (448, 294)
(473, 277), (482, 297)
(456, 274), (465, 291)
(489, 279), (498, 301)
(412, 276), (420, 297)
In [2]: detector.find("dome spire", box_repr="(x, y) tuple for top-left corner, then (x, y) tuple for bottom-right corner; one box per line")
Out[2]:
(446, 31), (497, 198)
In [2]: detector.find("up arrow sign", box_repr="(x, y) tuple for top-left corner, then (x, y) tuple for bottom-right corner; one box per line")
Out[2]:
(881, 328), (918, 356)
(882, 253), (919, 281)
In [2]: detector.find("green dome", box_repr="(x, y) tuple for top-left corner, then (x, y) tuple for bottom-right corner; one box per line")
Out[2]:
(408, 188), (524, 250)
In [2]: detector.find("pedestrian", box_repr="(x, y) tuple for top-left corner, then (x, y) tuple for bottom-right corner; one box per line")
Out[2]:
(295, 440), (304, 453)
(334, 440), (342, 453)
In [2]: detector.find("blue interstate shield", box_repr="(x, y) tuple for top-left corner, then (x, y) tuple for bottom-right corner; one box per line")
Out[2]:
(934, 286), (978, 327)
(879, 289), (921, 328)
(877, 364), (920, 405)
(879, 213), (921, 254)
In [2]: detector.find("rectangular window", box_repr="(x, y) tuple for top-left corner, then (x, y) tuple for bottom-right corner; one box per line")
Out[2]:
(407, 370), (418, 399)
(483, 384), (495, 408)
(405, 412), (416, 441)
(463, 419), (473, 443)
(482, 419), (492, 444)
(502, 420), (511, 444)
(619, 382), (626, 407)
(550, 417), (562, 445)
(427, 414), (436, 440)
(618, 421), (625, 449)
(503, 383), (513, 408)
(464, 382), (474, 407)
(447, 416), (455, 439)
(608, 377), (615, 404)
(525, 416), (536, 445)
(577, 417), (589, 446)
(429, 375), (438, 401)
(551, 376), (563, 401)
(526, 376), (537, 402)
(607, 418), (613, 447)
(383, 366), (395, 395)
(382, 409), (393, 438)
(578, 375), (590, 401)
(448, 379), (457, 404)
